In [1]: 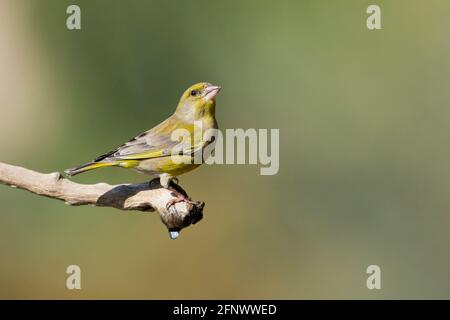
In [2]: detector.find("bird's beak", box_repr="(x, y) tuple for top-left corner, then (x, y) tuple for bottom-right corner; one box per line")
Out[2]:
(203, 85), (221, 101)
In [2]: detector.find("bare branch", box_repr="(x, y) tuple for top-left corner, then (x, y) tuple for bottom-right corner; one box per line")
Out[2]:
(0, 162), (204, 239)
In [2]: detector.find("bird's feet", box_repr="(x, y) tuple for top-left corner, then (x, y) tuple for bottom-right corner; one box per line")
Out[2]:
(165, 181), (197, 211)
(154, 178), (204, 240)
(148, 176), (196, 211)
(159, 173), (176, 189)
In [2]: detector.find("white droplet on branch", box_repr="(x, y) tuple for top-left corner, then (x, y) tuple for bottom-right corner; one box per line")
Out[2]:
(169, 230), (180, 240)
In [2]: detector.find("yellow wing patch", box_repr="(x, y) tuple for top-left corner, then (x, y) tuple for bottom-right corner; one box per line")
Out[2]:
(117, 160), (140, 168)
(120, 150), (166, 160)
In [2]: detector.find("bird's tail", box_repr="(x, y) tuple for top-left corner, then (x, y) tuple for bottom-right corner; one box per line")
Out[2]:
(64, 161), (116, 177)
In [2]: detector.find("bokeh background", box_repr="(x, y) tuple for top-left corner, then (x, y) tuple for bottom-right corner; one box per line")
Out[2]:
(1, 0), (450, 299)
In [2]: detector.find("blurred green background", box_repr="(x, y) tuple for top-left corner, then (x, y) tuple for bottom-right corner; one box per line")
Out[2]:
(1, 0), (450, 299)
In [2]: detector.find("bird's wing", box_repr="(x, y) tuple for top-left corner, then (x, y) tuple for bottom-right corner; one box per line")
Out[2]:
(94, 116), (203, 163)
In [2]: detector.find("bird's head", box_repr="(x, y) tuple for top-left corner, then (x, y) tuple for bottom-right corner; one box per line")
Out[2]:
(175, 82), (221, 120)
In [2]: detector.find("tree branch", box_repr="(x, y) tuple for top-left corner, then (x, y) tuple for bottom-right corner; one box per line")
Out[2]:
(0, 162), (204, 239)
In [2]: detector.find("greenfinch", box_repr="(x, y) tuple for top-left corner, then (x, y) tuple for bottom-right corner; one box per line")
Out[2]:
(65, 82), (221, 188)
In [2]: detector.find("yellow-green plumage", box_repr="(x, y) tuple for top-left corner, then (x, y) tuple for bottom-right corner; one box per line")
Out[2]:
(65, 82), (221, 187)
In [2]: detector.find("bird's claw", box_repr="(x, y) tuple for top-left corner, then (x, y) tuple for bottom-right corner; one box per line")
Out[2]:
(165, 192), (197, 211)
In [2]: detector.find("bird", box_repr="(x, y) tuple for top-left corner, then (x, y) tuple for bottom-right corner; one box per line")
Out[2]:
(65, 82), (221, 190)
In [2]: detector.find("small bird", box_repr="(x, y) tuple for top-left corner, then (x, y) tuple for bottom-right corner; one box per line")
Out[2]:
(65, 82), (221, 189)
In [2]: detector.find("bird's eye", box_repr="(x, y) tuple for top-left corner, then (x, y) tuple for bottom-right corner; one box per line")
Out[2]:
(190, 90), (198, 96)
